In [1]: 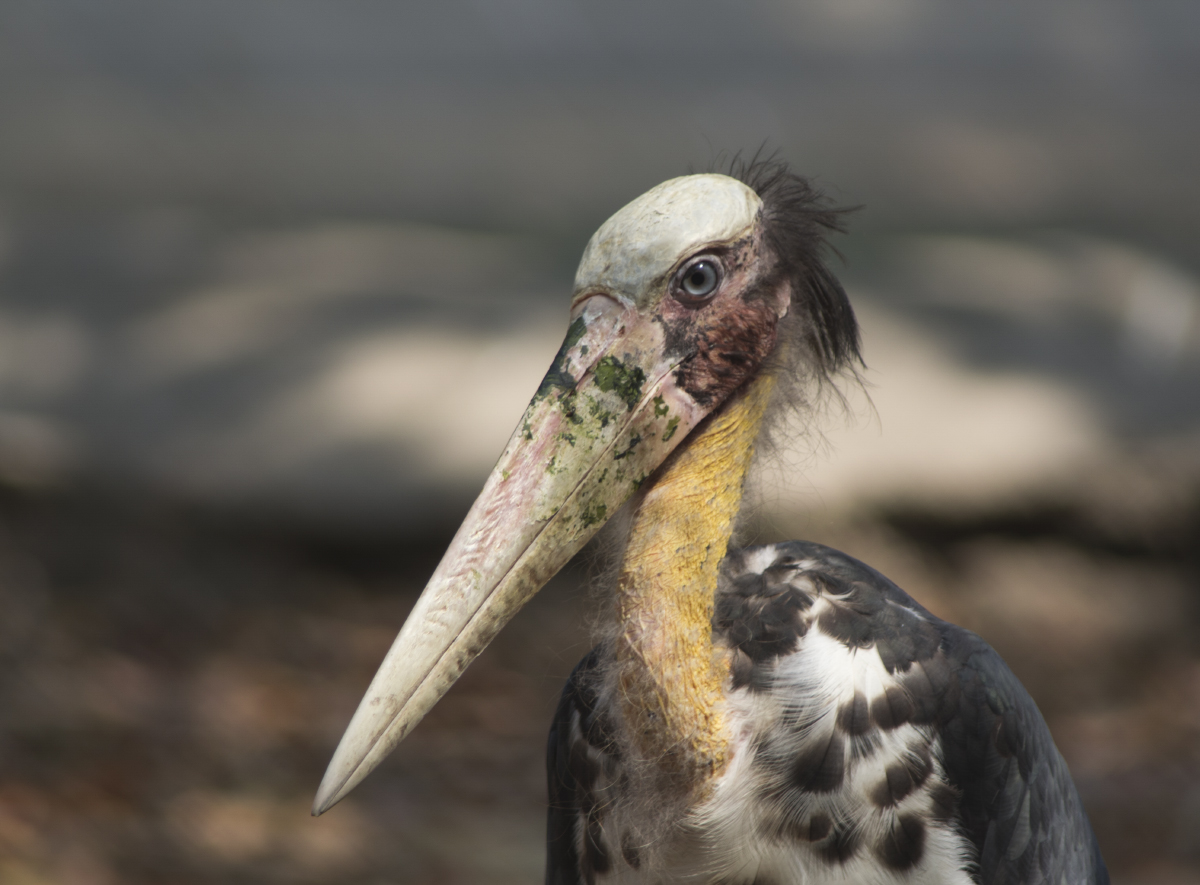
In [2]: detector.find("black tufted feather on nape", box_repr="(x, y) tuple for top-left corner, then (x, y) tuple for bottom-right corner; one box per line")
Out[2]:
(727, 154), (863, 382)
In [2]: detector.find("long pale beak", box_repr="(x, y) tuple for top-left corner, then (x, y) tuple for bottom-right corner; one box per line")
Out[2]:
(312, 293), (713, 814)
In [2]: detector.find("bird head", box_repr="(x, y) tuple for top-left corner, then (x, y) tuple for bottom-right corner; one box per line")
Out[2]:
(313, 165), (859, 814)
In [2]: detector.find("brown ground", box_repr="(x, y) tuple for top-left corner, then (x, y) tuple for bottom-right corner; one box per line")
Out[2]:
(0, 473), (1197, 885)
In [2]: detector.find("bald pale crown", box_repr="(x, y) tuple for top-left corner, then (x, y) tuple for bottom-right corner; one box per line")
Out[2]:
(573, 174), (763, 306)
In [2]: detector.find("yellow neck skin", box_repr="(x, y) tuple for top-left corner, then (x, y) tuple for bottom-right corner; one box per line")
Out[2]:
(614, 371), (775, 791)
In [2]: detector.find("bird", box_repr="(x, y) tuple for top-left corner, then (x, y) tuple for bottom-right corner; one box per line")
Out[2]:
(312, 160), (1109, 885)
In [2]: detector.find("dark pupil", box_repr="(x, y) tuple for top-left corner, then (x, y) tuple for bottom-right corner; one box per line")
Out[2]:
(684, 261), (716, 296)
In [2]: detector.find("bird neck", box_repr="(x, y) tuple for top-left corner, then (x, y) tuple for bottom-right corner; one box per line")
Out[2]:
(613, 370), (775, 792)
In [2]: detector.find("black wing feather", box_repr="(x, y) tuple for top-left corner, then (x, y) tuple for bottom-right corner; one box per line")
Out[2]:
(546, 649), (606, 885)
(938, 626), (1110, 885)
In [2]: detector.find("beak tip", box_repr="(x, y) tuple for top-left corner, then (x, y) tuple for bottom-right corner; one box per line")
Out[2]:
(312, 773), (348, 817)
(312, 755), (360, 818)
(313, 688), (413, 820)
(311, 786), (336, 818)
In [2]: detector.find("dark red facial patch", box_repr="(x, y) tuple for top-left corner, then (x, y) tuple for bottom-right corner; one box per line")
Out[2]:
(658, 234), (787, 407)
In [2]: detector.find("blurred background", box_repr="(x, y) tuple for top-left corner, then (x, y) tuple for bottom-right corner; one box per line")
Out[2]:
(1, 2), (1198, 882)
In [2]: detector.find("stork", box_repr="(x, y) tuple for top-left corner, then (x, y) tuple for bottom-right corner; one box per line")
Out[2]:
(313, 162), (1109, 884)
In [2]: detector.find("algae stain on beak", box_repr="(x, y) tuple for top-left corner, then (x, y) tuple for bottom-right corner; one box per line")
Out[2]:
(592, 355), (646, 409)
(535, 316), (589, 399)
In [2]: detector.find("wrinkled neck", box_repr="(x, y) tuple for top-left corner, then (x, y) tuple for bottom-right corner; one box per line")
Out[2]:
(613, 371), (775, 791)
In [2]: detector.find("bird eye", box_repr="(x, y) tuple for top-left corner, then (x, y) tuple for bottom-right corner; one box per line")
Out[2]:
(674, 257), (722, 303)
